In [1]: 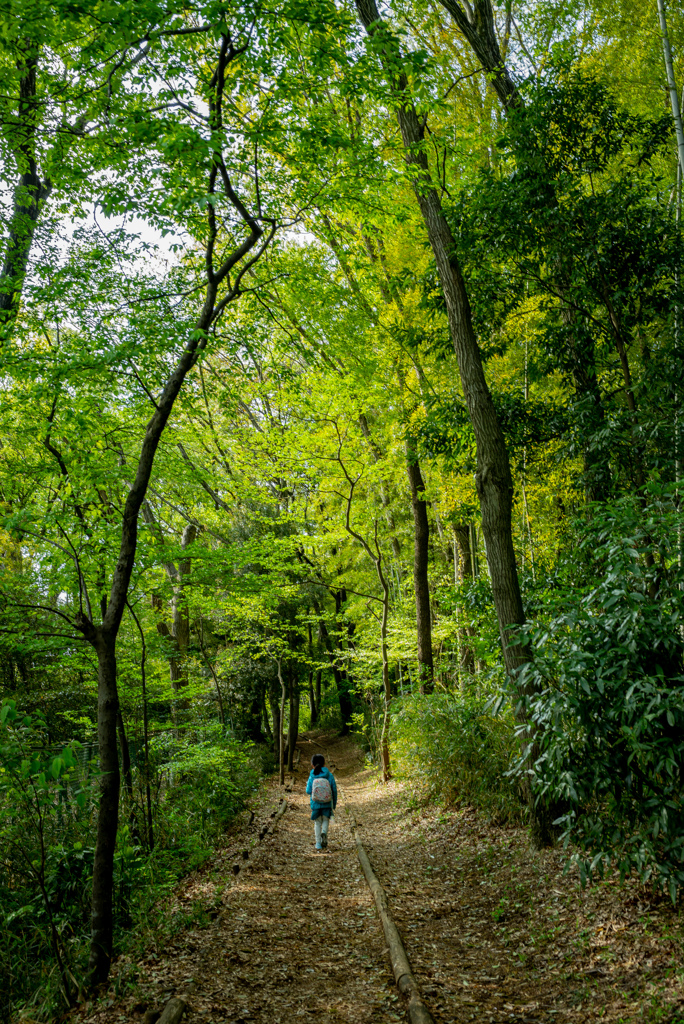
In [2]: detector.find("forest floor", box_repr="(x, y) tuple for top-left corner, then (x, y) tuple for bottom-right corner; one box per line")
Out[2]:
(72, 733), (684, 1024)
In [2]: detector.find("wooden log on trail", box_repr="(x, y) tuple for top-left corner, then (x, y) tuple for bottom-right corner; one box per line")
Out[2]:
(156, 996), (186, 1024)
(262, 799), (289, 838)
(347, 808), (436, 1024)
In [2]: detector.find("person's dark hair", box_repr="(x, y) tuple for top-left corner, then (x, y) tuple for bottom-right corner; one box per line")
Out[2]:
(311, 754), (325, 775)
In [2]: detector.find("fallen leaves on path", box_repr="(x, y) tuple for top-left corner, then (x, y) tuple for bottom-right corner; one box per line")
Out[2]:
(343, 748), (684, 1024)
(70, 734), (684, 1024)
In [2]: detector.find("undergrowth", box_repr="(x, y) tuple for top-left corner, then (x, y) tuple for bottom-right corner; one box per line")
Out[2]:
(391, 690), (523, 823)
(0, 704), (264, 1022)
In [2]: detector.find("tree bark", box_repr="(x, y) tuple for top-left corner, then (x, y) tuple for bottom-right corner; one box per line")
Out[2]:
(262, 688), (273, 741)
(434, 0), (519, 110)
(89, 634), (120, 981)
(72, 31), (269, 980)
(307, 623), (319, 725)
(315, 669), (322, 715)
(172, 523), (198, 694)
(353, 0), (561, 843)
(316, 599), (354, 734)
(355, 0), (526, 679)
(278, 660), (286, 785)
(116, 709), (134, 807)
(405, 439), (433, 691)
(286, 668), (299, 771)
(657, 0), (684, 177)
(453, 524), (476, 680)
(0, 50), (52, 331)
(268, 680), (281, 754)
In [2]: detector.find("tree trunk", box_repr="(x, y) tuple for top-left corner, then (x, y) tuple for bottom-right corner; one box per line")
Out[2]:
(278, 661), (286, 785)
(354, 0), (557, 845)
(67, 30), (269, 984)
(287, 672), (299, 771)
(336, 668), (353, 735)
(379, 570), (392, 782)
(262, 689), (273, 741)
(308, 670), (318, 725)
(453, 524), (476, 680)
(657, 0), (684, 177)
(128, 603), (153, 852)
(246, 694), (265, 744)
(355, 0), (525, 677)
(434, 0), (519, 109)
(116, 709), (134, 807)
(0, 51), (52, 331)
(318, 612), (353, 733)
(172, 523), (197, 691)
(88, 635), (120, 983)
(268, 682), (281, 754)
(405, 439), (433, 691)
(308, 623), (319, 725)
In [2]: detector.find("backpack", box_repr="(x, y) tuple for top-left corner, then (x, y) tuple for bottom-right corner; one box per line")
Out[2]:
(311, 773), (332, 803)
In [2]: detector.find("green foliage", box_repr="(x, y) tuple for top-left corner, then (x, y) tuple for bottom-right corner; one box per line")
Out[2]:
(391, 691), (523, 823)
(0, 700), (97, 1015)
(0, 702), (261, 1017)
(152, 727), (260, 845)
(515, 494), (684, 897)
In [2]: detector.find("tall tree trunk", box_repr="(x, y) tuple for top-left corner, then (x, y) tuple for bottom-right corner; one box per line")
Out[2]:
(89, 635), (120, 982)
(453, 524), (476, 681)
(558, 293), (611, 504)
(287, 669), (299, 771)
(278, 660), (286, 785)
(0, 50), (52, 331)
(247, 694), (265, 744)
(172, 523), (197, 691)
(379, 565), (392, 782)
(358, 412), (402, 562)
(262, 688), (273, 741)
(308, 669), (318, 725)
(307, 623), (319, 725)
(354, 0), (526, 679)
(116, 709), (134, 807)
(405, 439), (433, 691)
(435, 0), (519, 109)
(657, 0), (684, 176)
(315, 668), (322, 715)
(128, 603), (153, 852)
(322, 599), (353, 734)
(353, 0), (560, 844)
(268, 680), (281, 755)
(71, 33), (269, 976)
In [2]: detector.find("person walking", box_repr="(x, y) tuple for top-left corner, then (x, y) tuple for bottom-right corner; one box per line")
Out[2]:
(306, 753), (337, 851)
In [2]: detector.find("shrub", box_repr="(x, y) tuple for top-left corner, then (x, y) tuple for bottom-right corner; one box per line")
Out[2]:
(151, 727), (260, 847)
(515, 494), (684, 898)
(391, 690), (523, 823)
(0, 700), (97, 1015)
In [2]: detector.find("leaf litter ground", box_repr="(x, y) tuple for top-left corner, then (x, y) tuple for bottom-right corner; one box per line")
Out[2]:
(71, 733), (684, 1024)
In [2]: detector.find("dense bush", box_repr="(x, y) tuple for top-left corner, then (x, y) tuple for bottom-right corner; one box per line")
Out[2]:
(150, 727), (260, 853)
(0, 702), (98, 1016)
(516, 495), (684, 897)
(391, 690), (523, 823)
(0, 705), (262, 1019)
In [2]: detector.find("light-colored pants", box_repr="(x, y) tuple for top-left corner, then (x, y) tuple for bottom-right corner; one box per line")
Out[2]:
(314, 817), (330, 845)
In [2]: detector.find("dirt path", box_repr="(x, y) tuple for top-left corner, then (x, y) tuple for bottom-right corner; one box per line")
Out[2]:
(79, 734), (399, 1024)
(343, 747), (684, 1024)
(76, 734), (683, 1024)
(181, 734), (395, 1023)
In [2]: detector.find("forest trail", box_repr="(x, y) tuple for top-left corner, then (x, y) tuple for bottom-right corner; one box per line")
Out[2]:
(77, 735), (682, 1024)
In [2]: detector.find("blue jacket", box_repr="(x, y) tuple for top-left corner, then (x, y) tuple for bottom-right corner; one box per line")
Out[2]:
(306, 767), (337, 814)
